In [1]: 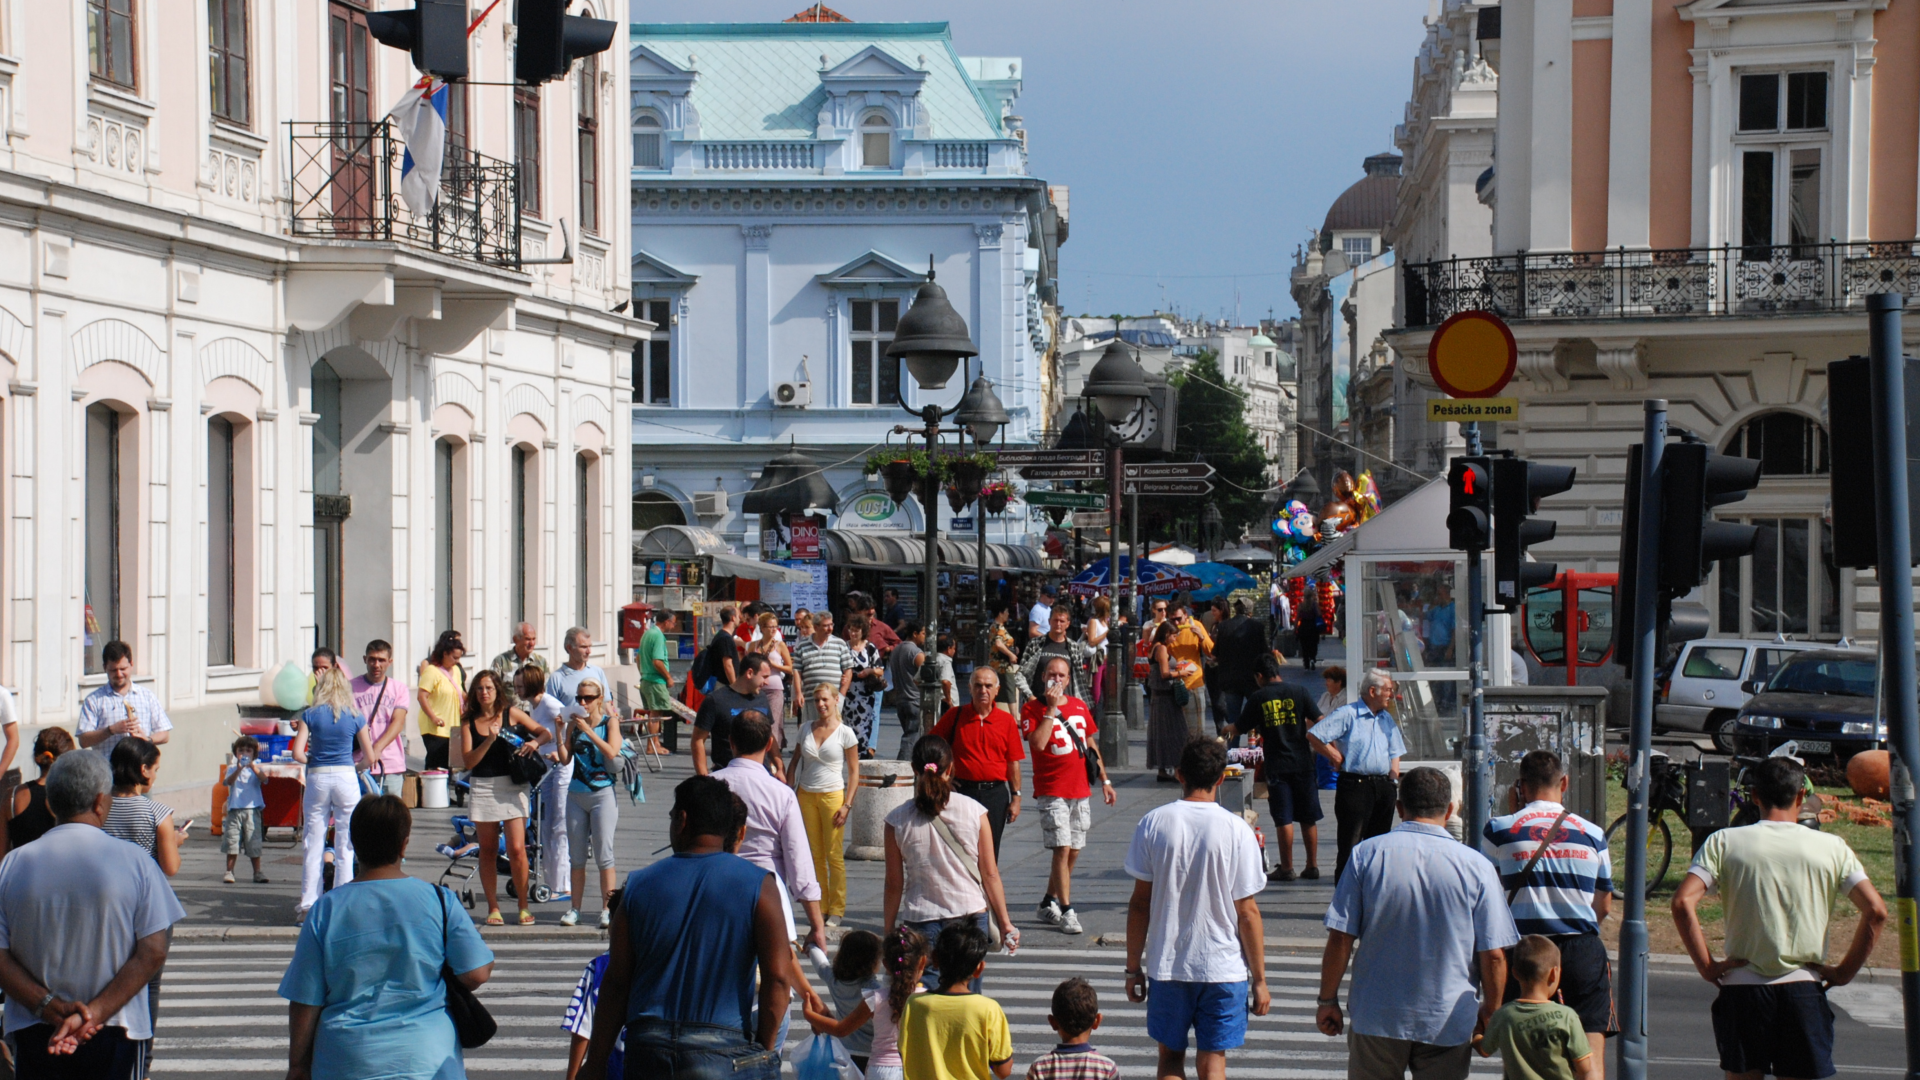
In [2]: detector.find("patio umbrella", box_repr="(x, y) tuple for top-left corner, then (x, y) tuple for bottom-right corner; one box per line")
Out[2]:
(1186, 561), (1259, 601)
(1067, 556), (1203, 598)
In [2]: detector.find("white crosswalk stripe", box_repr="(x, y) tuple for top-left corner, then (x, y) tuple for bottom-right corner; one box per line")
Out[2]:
(147, 941), (1506, 1079)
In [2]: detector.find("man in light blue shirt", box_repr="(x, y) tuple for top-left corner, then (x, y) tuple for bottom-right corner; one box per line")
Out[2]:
(547, 627), (610, 710)
(1315, 767), (1518, 1080)
(1308, 669), (1407, 880)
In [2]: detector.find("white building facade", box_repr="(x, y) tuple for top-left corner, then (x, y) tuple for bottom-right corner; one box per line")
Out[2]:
(0, 0), (638, 801)
(628, 20), (1061, 551)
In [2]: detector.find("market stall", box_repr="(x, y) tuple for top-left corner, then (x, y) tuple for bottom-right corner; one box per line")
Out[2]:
(820, 528), (1051, 658)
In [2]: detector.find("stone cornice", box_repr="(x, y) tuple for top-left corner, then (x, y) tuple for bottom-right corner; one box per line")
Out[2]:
(632, 183), (1040, 219)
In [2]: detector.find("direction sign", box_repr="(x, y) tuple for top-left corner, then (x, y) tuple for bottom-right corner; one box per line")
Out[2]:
(1023, 490), (1108, 510)
(1123, 479), (1214, 496)
(995, 449), (1102, 466)
(1122, 462), (1215, 480)
(1428, 309), (1517, 399)
(1019, 465), (1105, 481)
(1071, 511), (1112, 529)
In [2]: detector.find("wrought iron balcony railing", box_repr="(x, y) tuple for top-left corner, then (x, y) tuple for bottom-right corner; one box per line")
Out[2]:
(1402, 241), (1920, 328)
(287, 120), (521, 270)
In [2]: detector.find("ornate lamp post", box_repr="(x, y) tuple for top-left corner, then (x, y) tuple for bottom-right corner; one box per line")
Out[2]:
(886, 262), (986, 734)
(955, 375), (1010, 669)
(1204, 503), (1224, 562)
(1081, 339), (1151, 767)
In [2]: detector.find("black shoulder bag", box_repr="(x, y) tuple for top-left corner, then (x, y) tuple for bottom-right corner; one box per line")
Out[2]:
(1058, 711), (1103, 788)
(439, 886), (497, 1048)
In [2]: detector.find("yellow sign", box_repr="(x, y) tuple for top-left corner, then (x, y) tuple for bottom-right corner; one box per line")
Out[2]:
(1427, 397), (1520, 422)
(1428, 309), (1519, 398)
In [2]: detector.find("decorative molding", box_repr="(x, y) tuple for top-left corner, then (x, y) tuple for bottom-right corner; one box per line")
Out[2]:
(199, 336), (272, 392)
(817, 249), (928, 290)
(148, 398), (172, 412)
(974, 222), (1004, 248)
(298, 411), (321, 426)
(573, 393), (612, 434)
(741, 223), (773, 249)
(542, 438), (559, 450)
(433, 370), (484, 418)
(1516, 347), (1569, 393)
(0, 303), (29, 364)
(256, 409), (278, 422)
(503, 381), (555, 430)
(1593, 337), (1648, 391)
(633, 185), (1024, 219)
(8, 381), (36, 396)
(71, 318), (165, 386)
(377, 421), (410, 435)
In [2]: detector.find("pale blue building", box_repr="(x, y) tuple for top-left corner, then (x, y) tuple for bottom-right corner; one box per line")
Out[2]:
(627, 19), (1063, 555)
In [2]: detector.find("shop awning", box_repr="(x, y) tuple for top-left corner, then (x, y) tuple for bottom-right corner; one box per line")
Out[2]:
(708, 551), (814, 584)
(1283, 532), (1355, 579)
(821, 529), (1049, 573)
(635, 524), (732, 558)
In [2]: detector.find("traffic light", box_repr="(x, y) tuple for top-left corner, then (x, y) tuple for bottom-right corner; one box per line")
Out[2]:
(514, 0), (618, 86)
(1658, 442), (1760, 594)
(1828, 355), (1920, 569)
(1447, 456), (1493, 552)
(365, 0), (470, 80)
(1491, 458), (1575, 609)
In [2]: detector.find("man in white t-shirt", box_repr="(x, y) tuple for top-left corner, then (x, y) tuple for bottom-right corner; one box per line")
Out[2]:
(0, 750), (183, 1076)
(1028, 584), (1056, 640)
(1124, 736), (1270, 1079)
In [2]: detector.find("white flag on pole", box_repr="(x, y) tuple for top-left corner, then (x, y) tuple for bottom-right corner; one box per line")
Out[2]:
(391, 78), (448, 216)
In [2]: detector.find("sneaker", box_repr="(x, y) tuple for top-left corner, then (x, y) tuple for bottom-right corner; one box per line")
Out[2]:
(1301, 866), (1321, 880)
(1037, 897), (1063, 925)
(253, 872), (271, 884)
(1060, 907), (1083, 935)
(559, 909), (580, 927)
(549, 892), (571, 904)
(826, 915), (842, 927)
(1268, 866), (1296, 882)
(598, 909), (612, 930)
(223, 871), (236, 884)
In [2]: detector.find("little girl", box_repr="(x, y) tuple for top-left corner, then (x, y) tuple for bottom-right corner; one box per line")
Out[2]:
(803, 925), (930, 1080)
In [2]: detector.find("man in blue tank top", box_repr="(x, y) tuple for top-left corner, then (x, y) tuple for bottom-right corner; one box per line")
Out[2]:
(578, 776), (792, 1080)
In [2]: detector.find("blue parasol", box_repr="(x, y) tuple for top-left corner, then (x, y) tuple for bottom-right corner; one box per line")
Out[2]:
(1067, 556), (1203, 598)
(1186, 561), (1259, 601)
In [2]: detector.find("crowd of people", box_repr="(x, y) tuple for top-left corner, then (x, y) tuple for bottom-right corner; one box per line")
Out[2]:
(0, 592), (1894, 1080)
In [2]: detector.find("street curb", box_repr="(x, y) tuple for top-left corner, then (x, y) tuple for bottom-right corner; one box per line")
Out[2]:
(176, 925), (611, 943)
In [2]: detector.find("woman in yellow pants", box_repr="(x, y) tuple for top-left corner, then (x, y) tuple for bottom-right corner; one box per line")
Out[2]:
(788, 684), (861, 921)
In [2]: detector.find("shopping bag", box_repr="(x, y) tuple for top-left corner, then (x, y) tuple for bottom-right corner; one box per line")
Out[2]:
(794, 1033), (861, 1080)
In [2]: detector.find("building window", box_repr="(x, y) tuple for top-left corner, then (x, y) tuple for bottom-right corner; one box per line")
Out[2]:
(577, 54), (599, 235)
(208, 0), (249, 125)
(446, 79), (470, 164)
(850, 298), (900, 405)
(515, 86), (541, 216)
(84, 404), (124, 675)
(209, 417), (236, 666)
(1725, 412), (1829, 475)
(632, 112), (663, 169)
(435, 437), (456, 635)
(1716, 516), (1842, 639)
(89, 0), (137, 89)
(512, 445), (531, 624)
(312, 361), (343, 496)
(861, 113), (892, 168)
(635, 300), (671, 404)
(576, 453), (592, 629)
(1740, 72), (1828, 134)
(328, 3), (370, 128)
(1342, 236), (1373, 265)
(312, 360), (345, 654)
(632, 490), (685, 532)
(1736, 71), (1827, 256)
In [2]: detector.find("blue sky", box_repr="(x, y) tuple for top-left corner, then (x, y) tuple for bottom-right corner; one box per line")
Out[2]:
(635, 0), (1434, 321)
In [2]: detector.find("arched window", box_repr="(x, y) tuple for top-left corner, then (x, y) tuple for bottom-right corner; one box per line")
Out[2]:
(632, 111), (663, 169)
(1724, 412), (1829, 475)
(632, 491), (685, 532)
(860, 112), (892, 168)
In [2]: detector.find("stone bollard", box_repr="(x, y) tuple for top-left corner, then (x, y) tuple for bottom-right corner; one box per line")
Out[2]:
(846, 758), (916, 860)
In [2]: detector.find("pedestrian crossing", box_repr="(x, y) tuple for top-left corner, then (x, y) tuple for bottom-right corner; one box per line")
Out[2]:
(149, 940), (1510, 1079)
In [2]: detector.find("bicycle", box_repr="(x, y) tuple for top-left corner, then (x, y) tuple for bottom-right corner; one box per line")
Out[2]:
(1606, 750), (1684, 894)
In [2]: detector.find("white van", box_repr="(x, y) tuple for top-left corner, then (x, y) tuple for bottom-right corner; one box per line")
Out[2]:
(1656, 638), (1826, 750)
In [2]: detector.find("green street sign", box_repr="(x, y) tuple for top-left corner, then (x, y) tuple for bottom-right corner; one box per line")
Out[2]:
(1023, 490), (1107, 510)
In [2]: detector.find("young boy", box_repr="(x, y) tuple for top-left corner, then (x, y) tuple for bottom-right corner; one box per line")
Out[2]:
(563, 889), (626, 1080)
(222, 735), (269, 884)
(1477, 935), (1597, 1080)
(1026, 977), (1119, 1080)
(899, 924), (1014, 1080)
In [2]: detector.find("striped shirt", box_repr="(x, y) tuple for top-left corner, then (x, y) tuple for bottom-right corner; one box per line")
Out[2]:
(1026, 1044), (1120, 1080)
(1483, 800), (1612, 936)
(791, 635), (855, 691)
(104, 794), (173, 858)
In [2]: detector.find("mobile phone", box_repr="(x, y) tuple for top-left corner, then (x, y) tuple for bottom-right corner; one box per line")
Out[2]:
(179, 818), (195, 833)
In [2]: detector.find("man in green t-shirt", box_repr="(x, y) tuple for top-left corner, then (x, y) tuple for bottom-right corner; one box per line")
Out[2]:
(637, 611), (679, 712)
(1673, 755), (1887, 1080)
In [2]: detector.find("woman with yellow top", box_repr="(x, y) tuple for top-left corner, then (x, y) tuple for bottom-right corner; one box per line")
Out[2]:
(1165, 602), (1212, 739)
(416, 631), (466, 772)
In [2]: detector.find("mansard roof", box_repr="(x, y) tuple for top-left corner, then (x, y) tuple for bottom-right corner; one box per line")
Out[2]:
(629, 22), (1004, 142)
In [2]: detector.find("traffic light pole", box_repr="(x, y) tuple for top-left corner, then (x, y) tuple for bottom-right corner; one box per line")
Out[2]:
(1864, 294), (1920, 1080)
(1462, 422), (1491, 850)
(1617, 399), (1667, 1080)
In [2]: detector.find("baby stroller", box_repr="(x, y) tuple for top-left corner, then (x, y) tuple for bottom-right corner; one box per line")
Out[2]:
(434, 776), (555, 909)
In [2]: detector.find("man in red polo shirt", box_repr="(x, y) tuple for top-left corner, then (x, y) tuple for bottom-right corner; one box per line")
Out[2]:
(930, 666), (1026, 855)
(1021, 655), (1115, 935)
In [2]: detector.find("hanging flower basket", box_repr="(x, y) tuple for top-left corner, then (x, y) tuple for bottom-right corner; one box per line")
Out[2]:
(947, 458), (988, 513)
(981, 482), (1012, 516)
(881, 460), (917, 504)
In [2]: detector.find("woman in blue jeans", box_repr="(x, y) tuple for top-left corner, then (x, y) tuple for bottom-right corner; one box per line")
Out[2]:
(880, 735), (1020, 991)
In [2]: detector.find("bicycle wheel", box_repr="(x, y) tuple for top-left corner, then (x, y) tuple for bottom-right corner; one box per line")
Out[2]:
(1607, 811), (1674, 893)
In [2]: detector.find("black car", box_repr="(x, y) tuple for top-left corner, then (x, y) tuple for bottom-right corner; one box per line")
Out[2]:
(1732, 649), (1883, 760)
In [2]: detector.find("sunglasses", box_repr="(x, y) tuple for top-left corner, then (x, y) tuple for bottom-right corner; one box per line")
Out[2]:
(578, 695), (600, 703)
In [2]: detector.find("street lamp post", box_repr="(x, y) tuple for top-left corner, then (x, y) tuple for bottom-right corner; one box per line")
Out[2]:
(1083, 339), (1152, 769)
(956, 376), (1010, 669)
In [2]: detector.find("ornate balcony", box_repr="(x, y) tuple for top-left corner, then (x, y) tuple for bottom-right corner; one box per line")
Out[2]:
(1402, 242), (1920, 328)
(287, 120), (521, 270)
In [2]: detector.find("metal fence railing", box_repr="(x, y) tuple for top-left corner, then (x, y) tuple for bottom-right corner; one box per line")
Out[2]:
(287, 119), (521, 270)
(1402, 241), (1920, 327)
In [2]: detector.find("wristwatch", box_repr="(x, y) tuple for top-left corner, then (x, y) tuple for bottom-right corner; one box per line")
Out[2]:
(35, 991), (55, 1019)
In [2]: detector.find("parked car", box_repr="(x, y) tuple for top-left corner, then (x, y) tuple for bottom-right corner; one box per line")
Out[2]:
(1732, 649), (1883, 760)
(1656, 638), (1825, 750)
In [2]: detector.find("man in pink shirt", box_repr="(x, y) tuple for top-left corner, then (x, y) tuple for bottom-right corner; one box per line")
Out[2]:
(715, 710), (827, 953)
(351, 639), (411, 796)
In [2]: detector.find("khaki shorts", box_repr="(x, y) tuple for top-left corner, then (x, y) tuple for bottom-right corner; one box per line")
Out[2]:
(1036, 795), (1091, 850)
(222, 806), (263, 858)
(640, 681), (674, 712)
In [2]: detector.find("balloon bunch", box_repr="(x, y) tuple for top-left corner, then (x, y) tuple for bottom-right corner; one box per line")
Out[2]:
(257, 661), (313, 711)
(1351, 471), (1381, 526)
(1318, 574), (1342, 630)
(1269, 499), (1319, 566)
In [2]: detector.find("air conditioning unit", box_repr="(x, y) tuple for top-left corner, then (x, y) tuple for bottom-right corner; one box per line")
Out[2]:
(774, 381), (811, 408)
(692, 491), (728, 518)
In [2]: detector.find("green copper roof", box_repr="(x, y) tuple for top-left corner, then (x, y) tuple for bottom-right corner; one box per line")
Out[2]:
(630, 22), (1004, 142)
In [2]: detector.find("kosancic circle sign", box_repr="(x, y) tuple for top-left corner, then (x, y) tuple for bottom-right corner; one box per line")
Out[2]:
(1428, 309), (1518, 399)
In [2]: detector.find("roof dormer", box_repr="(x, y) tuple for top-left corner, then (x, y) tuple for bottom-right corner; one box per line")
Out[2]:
(816, 46), (929, 139)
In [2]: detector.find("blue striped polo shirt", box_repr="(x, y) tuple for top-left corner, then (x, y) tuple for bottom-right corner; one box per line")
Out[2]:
(1482, 801), (1612, 936)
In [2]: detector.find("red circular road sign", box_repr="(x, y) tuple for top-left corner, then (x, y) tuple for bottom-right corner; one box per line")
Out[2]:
(1428, 309), (1518, 398)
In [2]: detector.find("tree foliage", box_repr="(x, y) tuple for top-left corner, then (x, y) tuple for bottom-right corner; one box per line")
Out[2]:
(1137, 350), (1272, 547)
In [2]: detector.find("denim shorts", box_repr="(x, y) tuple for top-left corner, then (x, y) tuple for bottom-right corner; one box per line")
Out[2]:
(1712, 981), (1835, 1079)
(623, 1019), (780, 1080)
(1145, 979), (1249, 1053)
